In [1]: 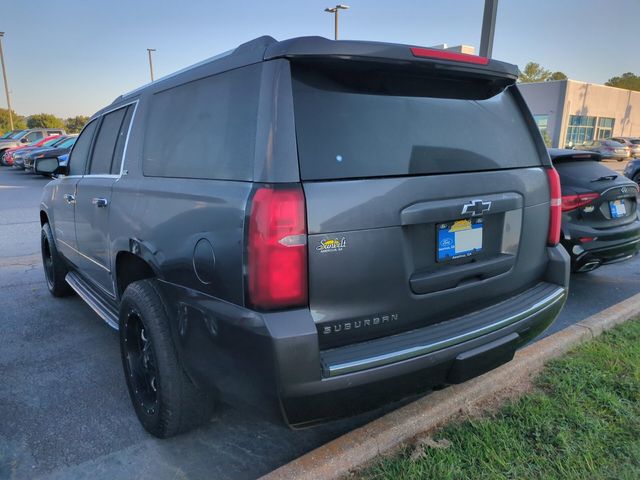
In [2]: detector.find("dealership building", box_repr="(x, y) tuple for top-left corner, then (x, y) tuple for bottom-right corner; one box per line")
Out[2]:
(518, 79), (640, 148)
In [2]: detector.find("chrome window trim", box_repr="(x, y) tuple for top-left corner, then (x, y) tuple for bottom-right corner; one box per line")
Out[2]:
(86, 99), (139, 179)
(65, 99), (139, 179)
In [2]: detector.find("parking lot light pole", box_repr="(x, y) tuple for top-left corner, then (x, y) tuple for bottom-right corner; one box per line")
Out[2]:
(324, 4), (349, 40)
(479, 0), (499, 58)
(0, 32), (14, 131)
(147, 48), (156, 82)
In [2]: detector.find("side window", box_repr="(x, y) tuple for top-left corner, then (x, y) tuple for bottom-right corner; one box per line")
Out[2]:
(69, 120), (98, 176)
(110, 105), (134, 174)
(25, 131), (44, 142)
(89, 107), (127, 175)
(142, 63), (261, 181)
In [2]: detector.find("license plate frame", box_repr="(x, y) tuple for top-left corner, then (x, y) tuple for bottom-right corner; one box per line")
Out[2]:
(437, 218), (484, 262)
(610, 199), (627, 219)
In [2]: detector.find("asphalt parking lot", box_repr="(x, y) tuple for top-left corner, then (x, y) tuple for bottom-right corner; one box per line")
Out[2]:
(1, 161), (639, 480)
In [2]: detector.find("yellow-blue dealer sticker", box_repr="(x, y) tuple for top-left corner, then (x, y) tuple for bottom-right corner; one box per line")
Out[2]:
(437, 218), (483, 261)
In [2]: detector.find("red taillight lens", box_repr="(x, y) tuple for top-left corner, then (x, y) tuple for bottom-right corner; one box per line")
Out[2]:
(247, 186), (308, 310)
(410, 47), (490, 65)
(561, 192), (600, 212)
(547, 168), (562, 246)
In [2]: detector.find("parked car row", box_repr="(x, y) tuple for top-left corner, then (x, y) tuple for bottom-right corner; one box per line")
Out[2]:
(0, 127), (66, 152)
(571, 137), (640, 161)
(0, 132), (77, 174)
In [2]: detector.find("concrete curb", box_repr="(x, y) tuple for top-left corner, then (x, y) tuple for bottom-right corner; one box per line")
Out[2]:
(262, 292), (640, 480)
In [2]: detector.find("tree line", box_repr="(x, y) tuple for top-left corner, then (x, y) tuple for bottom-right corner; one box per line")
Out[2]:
(518, 62), (640, 91)
(0, 109), (90, 135)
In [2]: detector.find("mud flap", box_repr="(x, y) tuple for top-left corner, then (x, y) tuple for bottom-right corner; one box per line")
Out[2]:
(447, 332), (520, 384)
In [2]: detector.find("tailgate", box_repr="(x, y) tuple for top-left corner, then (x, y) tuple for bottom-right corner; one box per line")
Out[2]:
(291, 60), (551, 349)
(304, 171), (549, 348)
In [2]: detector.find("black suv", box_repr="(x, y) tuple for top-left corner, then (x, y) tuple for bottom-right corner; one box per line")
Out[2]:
(550, 149), (640, 272)
(37, 36), (569, 438)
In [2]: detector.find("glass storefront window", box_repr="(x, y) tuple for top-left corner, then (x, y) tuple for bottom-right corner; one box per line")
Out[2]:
(565, 115), (596, 147)
(596, 117), (615, 139)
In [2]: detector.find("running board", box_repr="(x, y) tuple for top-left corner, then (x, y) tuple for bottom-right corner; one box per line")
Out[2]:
(66, 271), (119, 330)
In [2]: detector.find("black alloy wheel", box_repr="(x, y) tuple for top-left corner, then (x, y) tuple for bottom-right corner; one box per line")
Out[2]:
(122, 309), (159, 416)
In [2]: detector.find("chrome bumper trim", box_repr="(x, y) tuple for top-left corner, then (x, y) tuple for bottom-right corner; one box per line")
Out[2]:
(325, 286), (566, 377)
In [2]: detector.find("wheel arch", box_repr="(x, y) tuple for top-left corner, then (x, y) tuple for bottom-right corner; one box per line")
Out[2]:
(115, 250), (158, 298)
(40, 210), (49, 226)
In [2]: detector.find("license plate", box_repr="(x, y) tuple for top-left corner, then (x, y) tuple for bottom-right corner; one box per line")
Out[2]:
(610, 200), (627, 218)
(437, 218), (483, 262)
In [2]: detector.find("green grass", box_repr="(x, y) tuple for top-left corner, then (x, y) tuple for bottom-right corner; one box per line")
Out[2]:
(359, 320), (640, 480)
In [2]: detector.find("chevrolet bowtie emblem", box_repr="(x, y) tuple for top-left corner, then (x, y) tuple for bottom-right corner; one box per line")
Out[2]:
(461, 199), (492, 217)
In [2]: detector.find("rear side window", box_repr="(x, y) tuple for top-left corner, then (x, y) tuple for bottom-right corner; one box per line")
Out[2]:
(89, 106), (128, 175)
(69, 120), (98, 176)
(142, 63), (261, 181)
(292, 63), (542, 180)
(111, 106), (134, 174)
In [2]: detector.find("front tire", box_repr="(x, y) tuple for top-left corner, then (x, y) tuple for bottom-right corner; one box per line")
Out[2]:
(119, 279), (216, 438)
(41, 223), (73, 297)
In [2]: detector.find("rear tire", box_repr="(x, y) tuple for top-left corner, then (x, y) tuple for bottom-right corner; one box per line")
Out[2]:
(119, 279), (216, 438)
(41, 223), (73, 297)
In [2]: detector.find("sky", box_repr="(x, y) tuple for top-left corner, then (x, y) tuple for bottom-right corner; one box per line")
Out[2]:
(1, 0), (639, 118)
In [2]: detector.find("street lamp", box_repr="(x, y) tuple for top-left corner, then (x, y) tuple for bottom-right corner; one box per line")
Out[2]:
(324, 4), (349, 40)
(147, 48), (156, 82)
(0, 32), (14, 130)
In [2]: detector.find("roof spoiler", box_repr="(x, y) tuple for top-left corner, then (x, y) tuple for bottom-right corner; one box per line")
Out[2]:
(548, 149), (602, 162)
(264, 36), (519, 82)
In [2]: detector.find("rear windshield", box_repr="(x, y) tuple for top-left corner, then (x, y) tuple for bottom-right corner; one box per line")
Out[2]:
(291, 63), (542, 180)
(554, 160), (619, 183)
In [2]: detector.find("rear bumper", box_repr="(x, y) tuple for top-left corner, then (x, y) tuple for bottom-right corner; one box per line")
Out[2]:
(562, 218), (640, 271)
(281, 282), (566, 426)
(159, 246), (569, 428)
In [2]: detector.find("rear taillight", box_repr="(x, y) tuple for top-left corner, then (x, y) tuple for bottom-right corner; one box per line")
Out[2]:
(247, 185), (308, 310)
(561, 192), (600, 212)
(410, 47), (489, 65)
(546, 168), (562, 246)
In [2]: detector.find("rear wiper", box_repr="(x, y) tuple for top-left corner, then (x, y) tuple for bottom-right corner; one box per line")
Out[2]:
(591, 175), (617, 182)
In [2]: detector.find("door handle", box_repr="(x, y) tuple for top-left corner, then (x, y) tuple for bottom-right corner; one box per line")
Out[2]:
(92, 197), (109, 208)
(63, 193), (76, 205)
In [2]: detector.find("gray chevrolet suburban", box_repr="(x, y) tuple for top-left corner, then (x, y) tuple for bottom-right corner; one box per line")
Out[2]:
(37, 36), (570, 438)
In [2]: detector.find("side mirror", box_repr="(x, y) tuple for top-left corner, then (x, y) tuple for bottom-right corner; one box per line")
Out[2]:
(20, 138), (28, 143)
(35, 156), (67, 176)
